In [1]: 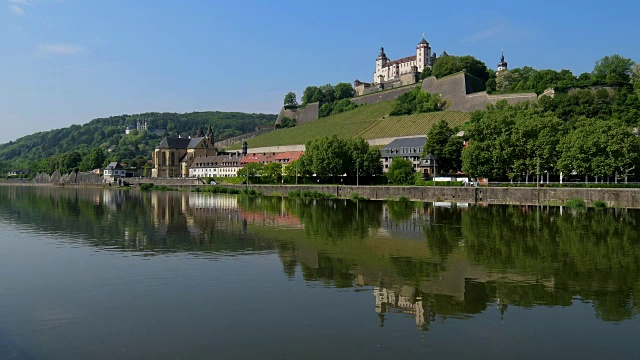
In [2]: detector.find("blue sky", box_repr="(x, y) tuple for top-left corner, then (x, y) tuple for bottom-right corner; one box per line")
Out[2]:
(1, 0), (639, 144)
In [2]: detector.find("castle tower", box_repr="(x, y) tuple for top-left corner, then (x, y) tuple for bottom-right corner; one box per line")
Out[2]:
(374, 47), (389, 84)
(497, 49), (508, 72)
(416, 34), (431, 71)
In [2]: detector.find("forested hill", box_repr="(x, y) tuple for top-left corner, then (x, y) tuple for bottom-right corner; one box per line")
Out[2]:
(0, 111), (276, 172)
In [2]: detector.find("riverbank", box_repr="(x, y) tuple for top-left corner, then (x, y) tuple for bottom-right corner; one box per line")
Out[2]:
(218, 184), (640, 208)
(3, 179), (639, 208)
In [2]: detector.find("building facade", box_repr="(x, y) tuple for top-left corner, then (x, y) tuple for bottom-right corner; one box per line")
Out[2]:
(151, 126), (217, 178)
(373, 36), (437, 84)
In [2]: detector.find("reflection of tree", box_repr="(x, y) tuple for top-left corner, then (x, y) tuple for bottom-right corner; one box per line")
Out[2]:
(423, 206), (464, 262)
(386, 200), (417, 222)
(461, 205), (640, 321)
(3, 186), (640, 324)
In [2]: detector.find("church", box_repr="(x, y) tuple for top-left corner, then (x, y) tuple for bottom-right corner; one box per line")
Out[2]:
(373, 35), (437, 84)
(151, 125), (217, 178)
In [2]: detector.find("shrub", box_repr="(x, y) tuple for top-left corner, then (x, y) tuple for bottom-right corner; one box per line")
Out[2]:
(350, 193), (369, 201)
(565, 198), (586, 208)
(593, 200), (607, 208)
(288, 189), (335, 199)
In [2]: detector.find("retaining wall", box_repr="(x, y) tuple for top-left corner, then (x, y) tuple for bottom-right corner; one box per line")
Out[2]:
(218, 185), (640, 208)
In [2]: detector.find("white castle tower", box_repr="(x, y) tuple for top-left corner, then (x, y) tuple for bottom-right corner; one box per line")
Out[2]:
(416, 34), (431, 72)
(497, 50), (508, 72)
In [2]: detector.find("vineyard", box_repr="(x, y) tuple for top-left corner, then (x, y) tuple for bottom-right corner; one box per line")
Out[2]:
(227, 101), (471, 149)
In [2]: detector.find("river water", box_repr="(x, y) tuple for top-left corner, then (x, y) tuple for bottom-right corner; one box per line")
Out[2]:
(0, 186), (638, 359)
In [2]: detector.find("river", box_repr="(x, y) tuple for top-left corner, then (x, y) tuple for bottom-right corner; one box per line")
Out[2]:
(0, 186), (638, 359)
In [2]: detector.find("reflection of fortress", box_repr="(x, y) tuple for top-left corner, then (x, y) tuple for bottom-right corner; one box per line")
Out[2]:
(374, 285), (426, 329)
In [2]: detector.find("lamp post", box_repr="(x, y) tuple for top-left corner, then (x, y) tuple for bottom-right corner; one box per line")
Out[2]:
(356, 159), (359, 187)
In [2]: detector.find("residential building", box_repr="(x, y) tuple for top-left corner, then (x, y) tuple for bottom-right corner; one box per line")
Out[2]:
(188, 154), (243, 178)
(380, 137), (427, 172)
(103, 162), (126, 182)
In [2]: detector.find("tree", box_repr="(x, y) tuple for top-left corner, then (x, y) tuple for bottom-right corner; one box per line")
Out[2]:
(423, 119), (463, 174)
(260, 162), (283, 184)
(592, 54), (636, 84)
(432, 55), (489, 84)
(346, 137), (382, 178)
(419, 67), (432, 80)
(390, 87), (444, 116)
(279, 117), (296, 128)
(495, 70), (521, 93)
(632, 64), (640, 94)
(237, 162), (264, 183)
(79, 148), (106, 172)
(334, 82), (354, 100)
(303, 135), (349, 183)
(386, 158), (415, 185)
(284, 92), (298, 109)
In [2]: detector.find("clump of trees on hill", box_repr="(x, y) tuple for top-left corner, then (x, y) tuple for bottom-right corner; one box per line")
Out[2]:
(431, 55), (491, 85)
(390, 87), (446, 115)
(284, 82), (357, 118)
(489, 54), (638, 94)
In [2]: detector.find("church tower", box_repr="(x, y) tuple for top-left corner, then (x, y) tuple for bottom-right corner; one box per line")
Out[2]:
(416, 35), (431, 72)
(497, 50), (508, 72)
(374, 47), (389, 84)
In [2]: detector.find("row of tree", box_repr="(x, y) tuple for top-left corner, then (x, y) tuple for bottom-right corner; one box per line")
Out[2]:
(461, 101), (640, 181)
(238, 136), (382, 184)
(491, 54), (639, 94)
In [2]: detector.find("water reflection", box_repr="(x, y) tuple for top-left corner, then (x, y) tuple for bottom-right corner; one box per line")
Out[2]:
(0, 186), (638, 326)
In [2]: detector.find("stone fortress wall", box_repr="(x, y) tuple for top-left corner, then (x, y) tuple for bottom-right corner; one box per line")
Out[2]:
(351, 72), (538, 112)
(275, 102), (320, 126)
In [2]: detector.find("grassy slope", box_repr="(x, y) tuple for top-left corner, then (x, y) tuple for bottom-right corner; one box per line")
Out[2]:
(228, 101), (471, 149)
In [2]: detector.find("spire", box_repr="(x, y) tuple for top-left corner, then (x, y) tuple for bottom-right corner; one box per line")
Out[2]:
(497, 49), (508, 72)
(196, 127), (204, 137)
(206, 124), (213, 137)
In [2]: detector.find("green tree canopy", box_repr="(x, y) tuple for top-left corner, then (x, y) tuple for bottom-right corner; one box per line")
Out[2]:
(386, 158), (415, 185)
(284, 92), (298, 109)
(423, 119), (463, 174)
(592, 54), (636, 84)
(431, 55), (489, 84)
(390, 87), (445, 116)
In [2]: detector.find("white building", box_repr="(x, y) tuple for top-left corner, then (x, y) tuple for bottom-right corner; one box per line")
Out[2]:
(189, 154), (243, 178)
(373, 36), (437, 84)
(103, 162), (126, 182)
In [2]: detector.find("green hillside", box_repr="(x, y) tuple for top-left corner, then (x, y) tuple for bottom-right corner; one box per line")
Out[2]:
(228, 101), (470, 149)
(0, 111), (276, 174)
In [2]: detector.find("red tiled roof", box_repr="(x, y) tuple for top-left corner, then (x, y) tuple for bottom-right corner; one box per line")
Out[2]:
(272, 151), (303, 164)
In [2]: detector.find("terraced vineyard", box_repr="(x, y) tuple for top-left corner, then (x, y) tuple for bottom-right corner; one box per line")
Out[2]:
(226, 101), (471, 149)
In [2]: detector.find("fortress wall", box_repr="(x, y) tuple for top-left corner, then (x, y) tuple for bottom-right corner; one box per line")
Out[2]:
(275, 103), (320, 126)
(351, 85), (415, 106)
(296, 102), (319, 124)
(215, 127), (275, 149)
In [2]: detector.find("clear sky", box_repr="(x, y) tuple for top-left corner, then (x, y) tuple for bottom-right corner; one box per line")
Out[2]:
(1, 0), (639, 144)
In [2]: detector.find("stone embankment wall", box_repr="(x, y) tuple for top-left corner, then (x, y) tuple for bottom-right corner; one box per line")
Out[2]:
(127, 177), (204, 186)
(219, 184), (640, 208)
(32, 171), (103, 185)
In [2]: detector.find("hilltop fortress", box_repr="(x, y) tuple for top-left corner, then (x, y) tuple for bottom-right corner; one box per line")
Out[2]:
(276, 37), (537, 125)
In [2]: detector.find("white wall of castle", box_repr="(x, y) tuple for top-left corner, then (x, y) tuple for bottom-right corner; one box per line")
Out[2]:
(374, 43), (432, 84)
